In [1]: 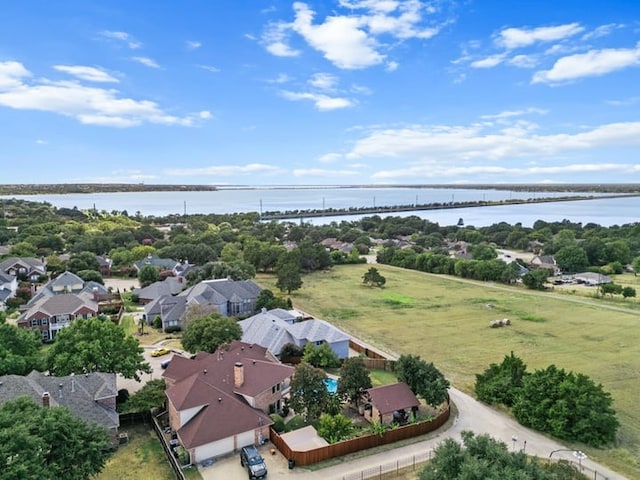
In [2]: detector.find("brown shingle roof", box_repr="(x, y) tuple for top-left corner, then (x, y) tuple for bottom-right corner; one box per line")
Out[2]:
(366, 382), (420, 415)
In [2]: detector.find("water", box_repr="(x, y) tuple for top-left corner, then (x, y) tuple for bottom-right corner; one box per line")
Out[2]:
(324, 378), (338, 394)
(2, 187), (638, 227)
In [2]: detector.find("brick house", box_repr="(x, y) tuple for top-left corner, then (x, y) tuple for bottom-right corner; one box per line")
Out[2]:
(163, 341), (294, 462)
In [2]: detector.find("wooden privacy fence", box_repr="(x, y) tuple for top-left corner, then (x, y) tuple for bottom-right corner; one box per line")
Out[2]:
(270, 399), (450, 467)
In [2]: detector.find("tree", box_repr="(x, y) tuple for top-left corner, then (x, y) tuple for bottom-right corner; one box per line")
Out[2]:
(555, 245), (589, 273)
(255, 289), (290, 311)
(0, 323), (42, 375)
(0, 396), (111, 480)
(76, 269), (104, 285)
(118, 379), (166, 413)
(47, 317), (151, 381)
(67, 251), (100, 273)
(337, 357), (372, 407)
(316, 413), (354, 444)
(276, 257), (303, 294)
(419, 431), (586, 480)
(138, 264), (159, 287)
(362, 267), (386, 287)
(513, 365), (619, 446)
(302, 342), (340, 368)
(181, 314), (242, 354)
(622, 286), (636, 299)
(475, 352), (528, 407)
(289, 362), (330, 423)
(395, 354), (450, 407)
(522, 268), (550, 290)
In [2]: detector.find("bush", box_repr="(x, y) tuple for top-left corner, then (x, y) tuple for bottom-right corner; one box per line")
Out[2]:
(153, 316), (162, 329)
(270, 413), (285, 433)
(164, 325), (181, 334)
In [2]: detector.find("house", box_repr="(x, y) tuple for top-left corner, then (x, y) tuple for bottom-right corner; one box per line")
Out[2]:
(239, 308), (350, 359)
(134, 277), (186, 304)
(163, 341), (294, 462)
(0, 370), (119, 444)
(96, 255), (112, 277)
(0, 271), (18, 310)
(134, 255), (180, 274)
(530, 255), (561, 276)
(574, 272), (612, 285)
(16, 271), (109, 341)
(144, 278), (261, 330)
(0, 256), (46, 281)
(364, 382), (420, 425)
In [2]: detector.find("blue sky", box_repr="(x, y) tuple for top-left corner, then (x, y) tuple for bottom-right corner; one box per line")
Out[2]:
(1, 0), (639, 186)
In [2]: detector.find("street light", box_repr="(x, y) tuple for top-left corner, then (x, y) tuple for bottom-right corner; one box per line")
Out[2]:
(573, 451), (587, 470)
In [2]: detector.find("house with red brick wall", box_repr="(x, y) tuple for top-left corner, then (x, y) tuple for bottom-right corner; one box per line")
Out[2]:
(163, 341), (294, 462)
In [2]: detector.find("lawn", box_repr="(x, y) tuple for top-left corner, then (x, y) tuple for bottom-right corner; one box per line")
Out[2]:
(96, 424), (177, 480)
(257, 264), (640, 479)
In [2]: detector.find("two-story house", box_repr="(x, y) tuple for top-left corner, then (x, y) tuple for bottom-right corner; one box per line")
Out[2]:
(163, 341), (294, 462)
(0, 256), (46, 282)
(0, 271), (18, 310)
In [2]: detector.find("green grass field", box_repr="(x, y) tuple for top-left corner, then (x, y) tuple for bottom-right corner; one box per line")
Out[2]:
(257, 264), (640, 478)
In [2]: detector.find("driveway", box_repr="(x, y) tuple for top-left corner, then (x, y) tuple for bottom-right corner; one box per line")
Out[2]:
(197, 392), (627, 480)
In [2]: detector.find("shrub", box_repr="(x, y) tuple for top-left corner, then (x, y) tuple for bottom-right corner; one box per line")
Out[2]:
(270, 413), (285, 433)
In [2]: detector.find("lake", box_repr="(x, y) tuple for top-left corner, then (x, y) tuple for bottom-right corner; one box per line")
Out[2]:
(2, 187), (638, 228)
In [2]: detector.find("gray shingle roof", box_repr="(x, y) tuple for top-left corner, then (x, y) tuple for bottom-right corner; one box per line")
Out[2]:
(0, 371), (119, 431)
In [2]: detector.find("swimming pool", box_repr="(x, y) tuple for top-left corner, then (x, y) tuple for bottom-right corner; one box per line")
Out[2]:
(323, 378), (338, 394)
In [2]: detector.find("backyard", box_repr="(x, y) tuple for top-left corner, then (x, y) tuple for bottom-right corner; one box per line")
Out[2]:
(256, 263), (640, 479)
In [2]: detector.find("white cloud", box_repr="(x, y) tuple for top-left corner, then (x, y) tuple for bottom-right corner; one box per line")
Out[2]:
(199, 111), (213, 119)
(0, 61), (209, 128)
(532, 44), (640, 84)
(99, 30), (142, 49)
(496, 23), (584, 49)
(165, 163), (284, 177)
(318, 152), (343, 163)
(197, 64), (221, 73)
(53, 65), (119, 83)
(263, 22), (301, 57)
(186, 40), (202, 50)
(131, 57), (161, 69)
(267, 73), (291, 84)
(480, 108), (547, 120)
(280, 90), (355, 110)
(291, 2), (384, 69)
(35, 139), (47, 145)
(293, 168), (359, 177)
(308, 72), (338, 91)
(508, 54), (538, 68)
(582, 23), (623, 41)
(470, 53), (506, 69)
(385, 61), (399, 71)
(344, 118), (640, 178)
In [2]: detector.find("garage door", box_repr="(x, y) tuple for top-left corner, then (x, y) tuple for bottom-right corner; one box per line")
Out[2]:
(194, 437), (234, 463)
(236, 430), (255, 449)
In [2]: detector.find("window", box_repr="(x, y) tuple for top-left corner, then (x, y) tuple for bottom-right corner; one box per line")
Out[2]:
(315, 340), (324, 346)
(271, 383), (281, 394)
(41, 318), (48, 325)
(31, 319), (40, 327)
(41, 330), (49, 341)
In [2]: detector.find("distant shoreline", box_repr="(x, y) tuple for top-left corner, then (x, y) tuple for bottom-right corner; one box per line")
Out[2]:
(259, 193), (640, 221)
(1, 183), (639, 196)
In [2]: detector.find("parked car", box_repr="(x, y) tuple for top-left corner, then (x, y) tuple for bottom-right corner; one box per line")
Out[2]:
(240, 445), (267, 479)
(151, 347), (170, 357)
(161, 359), (171, 369)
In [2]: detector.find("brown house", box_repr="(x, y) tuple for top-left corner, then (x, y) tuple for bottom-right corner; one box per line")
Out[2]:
(364, 382), (420, 425)
(163, 341), (294, 463)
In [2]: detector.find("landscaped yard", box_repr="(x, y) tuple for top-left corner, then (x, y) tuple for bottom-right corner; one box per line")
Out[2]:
(256, 263), (640, 479)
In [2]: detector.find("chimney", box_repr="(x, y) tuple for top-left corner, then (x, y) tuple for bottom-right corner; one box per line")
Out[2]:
(70, 373), (75, 393)
(58, 383), (63, 398)
(42, 392), (50, 408)
(92, 287), (99, 301)
(234, 362), (244, 388)
(261, 307), (267, 314)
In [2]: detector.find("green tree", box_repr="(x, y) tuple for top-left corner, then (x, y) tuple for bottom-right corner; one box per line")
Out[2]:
(475, 352), (528, 406)
(181, 314), (242, 354)
(0, 324), (43, 375)
(289, 362), (330, 423)
(337, 357), (372, 407)
(513, 365), (619, 446)
(76, 269), (104, 285)
(522, 268), (550, 290)
(302, 341), (341, 368)
(276, 256), (303, 294)
(118, 379), (166, 413)
(469, 243), (497, 260)
(67, 251), (100, 273)
(0, 396), (111, 480)
(395, 354), (450, 407)
(362, 267), (386, 287)
(138, 264), (159, 287)
(622, 286), (636, 299)
(555, 245), (589, 273)
(47, 317), (150, 381)
(316, 413), (354, 443)
(419, 431), (586, 480)
(255, 289), (290, 311)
